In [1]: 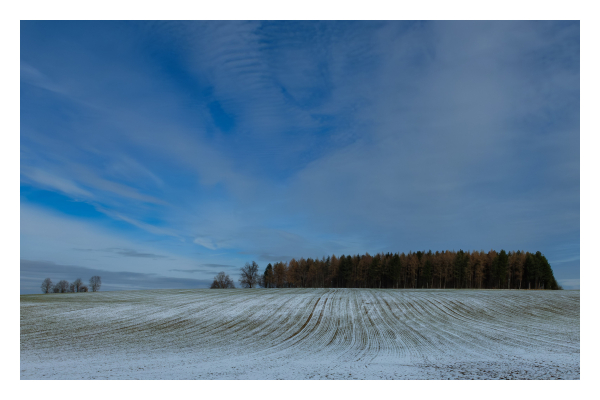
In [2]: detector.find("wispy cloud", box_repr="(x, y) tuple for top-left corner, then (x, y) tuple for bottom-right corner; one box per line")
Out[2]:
(169, 269), (206, 273)
(202, 263), (237, 268)
(21, 167), (93, 199)
(108, 248), (167, 259)
(90, 248), (169, 259)
(193, 237), (218, 250)
(97, 207), (181, 239)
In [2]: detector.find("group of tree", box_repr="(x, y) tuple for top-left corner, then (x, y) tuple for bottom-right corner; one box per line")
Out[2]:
(41, 276), (102, 294)
(210, 261), (260, 289)
(210, 272), (236, 288)
(218, 250), (560, 290)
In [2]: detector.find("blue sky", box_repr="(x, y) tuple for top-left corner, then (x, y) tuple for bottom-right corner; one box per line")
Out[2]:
(20, 21), (580, 293)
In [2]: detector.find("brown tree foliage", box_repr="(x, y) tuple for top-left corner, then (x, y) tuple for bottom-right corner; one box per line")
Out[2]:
(246, 249), (560, 290)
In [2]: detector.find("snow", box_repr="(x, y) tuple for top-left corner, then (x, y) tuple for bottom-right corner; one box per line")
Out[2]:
(20, 289), (579, 379)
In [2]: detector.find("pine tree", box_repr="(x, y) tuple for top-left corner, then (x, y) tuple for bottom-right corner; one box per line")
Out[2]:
(262, 263), (274, 288)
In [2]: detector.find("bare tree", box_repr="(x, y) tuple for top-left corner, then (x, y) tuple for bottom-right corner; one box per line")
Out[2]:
(69, 283), (75, 292)
(239, 261), (259, 288)
(52, 284), (60, 293)
(89, 276), (102, 292)
(41, 278), (53, 294)
(210, 272), (235, 289)
(73, 278), (83, 292)
(79, 285), (89, 292)
(56, 280), (70, 293)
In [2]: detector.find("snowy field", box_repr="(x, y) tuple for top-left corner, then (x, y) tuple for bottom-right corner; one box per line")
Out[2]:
(20, 289), (579, 380)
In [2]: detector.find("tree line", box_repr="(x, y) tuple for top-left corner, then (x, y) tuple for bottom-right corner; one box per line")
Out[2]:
(41, 276), (102, 293)
(211, 250), (561, 290)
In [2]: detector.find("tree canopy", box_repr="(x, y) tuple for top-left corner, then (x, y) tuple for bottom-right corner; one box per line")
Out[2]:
(244, 250), (560, 290)
(210, 272), (235, 289)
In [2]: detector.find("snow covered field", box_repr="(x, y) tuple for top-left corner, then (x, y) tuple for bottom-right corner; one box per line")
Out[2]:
(20, 289), (579, 379)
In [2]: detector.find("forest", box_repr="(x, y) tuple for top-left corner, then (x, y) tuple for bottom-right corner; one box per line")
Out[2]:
(252, 250), (560, 290)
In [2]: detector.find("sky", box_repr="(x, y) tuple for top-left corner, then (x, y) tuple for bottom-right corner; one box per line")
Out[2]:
(20, 21), (580, 293)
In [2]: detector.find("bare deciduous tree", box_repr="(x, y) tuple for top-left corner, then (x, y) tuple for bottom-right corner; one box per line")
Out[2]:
(56, 280), (70, 293)
(79, 285), (89, 292)
(41, 278), (53, 294)
(210, 272), (235, 289)
(239, 261), (259, 288)
(89, 276), (102, 292)
(69, 283), (75, 292)
(73, 278), (83, 292)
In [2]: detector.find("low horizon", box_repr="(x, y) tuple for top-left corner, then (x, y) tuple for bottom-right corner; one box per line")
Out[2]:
(21, 249), (579, 294)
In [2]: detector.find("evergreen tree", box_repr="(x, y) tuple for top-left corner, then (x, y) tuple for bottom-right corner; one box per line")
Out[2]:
(261, 263), (274, 288)
(390, 253), (401, 288)
(370, 254), (382, 288)
(496, 250), (508, 289)
(423, 259), (433, 288)
(453, 250), (467, 288)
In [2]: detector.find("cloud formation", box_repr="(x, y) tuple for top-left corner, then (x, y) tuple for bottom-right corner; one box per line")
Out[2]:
(20, 21), (579, 292)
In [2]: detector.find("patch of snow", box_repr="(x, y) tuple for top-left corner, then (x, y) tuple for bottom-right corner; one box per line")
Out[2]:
(20, 289), (579, 379)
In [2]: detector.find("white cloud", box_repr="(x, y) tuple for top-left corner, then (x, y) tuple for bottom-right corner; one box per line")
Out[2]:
(21, 167), (93, 199)
(193, 237), (217, 250)
(96, 208), (181, 239)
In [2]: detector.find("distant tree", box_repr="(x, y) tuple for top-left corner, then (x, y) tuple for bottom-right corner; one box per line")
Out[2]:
(328, 255), (339, 287)
(534, 252), (559, 290)
(338, 255), (351, 288)
(52, 284), (60, 293)
(491, 250), (509, 289)
(273, 262), (287, 288)
(69, 283), (75, 293)
(79, 285), (89, 292)
(56, 280), (70, 293)
(261, 263), (274, 288)
(73, 278), (83, 292)
(217, 250), (558, 290)
(210, 272), (235, 289)
(370, 254), (382, 288)
(471, 251), (485, 289)
(523, 253), (541, 289)
(41, 278), (53, 294)
(89, 276), (102, 292)
(453, 250), (467, 288)
(239, 261), (259, 288)
(357, 253), (372, 288)
(423, 259), (433, 288)
(287, 258), (300, 287)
